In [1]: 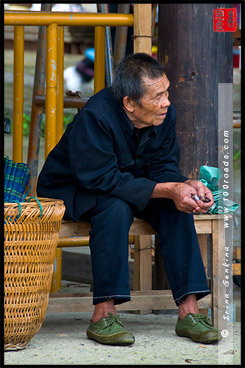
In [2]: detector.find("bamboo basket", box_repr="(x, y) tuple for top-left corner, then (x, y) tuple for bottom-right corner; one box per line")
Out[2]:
(4, 197), (66, 350)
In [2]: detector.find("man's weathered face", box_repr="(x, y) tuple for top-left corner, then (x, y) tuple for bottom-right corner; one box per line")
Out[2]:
(130, 74), (171, 129)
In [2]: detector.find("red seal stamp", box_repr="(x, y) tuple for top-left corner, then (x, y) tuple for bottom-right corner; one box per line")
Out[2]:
(213, 8), (237, 32)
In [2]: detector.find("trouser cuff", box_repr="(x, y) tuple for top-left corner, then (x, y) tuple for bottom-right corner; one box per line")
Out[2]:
(93, 294), (131, 305)
(174, 286), (211, 306)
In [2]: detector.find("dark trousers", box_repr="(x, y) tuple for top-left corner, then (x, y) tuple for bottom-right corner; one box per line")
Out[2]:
(80, 195), (210, 306)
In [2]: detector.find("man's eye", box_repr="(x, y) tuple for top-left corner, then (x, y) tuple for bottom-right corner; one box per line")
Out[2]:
(155, 91), (169, 102)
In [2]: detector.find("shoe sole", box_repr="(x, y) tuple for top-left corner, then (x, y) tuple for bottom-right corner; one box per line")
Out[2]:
(87, 330), (135, 346)
(176, 329), (221, 344)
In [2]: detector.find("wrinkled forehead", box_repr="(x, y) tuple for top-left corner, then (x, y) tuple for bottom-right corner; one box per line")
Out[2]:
(141, 74), (170, 93)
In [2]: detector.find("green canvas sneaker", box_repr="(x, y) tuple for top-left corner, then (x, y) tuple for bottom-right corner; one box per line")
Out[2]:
(86, 312), (135, 345)
(175, 313), (222, 344)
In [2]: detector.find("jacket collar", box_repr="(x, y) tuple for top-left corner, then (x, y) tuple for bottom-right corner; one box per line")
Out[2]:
(119, 105), (157, 138)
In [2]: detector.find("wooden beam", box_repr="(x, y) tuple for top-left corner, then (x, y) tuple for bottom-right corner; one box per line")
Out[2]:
(59, 215), (225, 238)
(34, 95), (88, 109)
(47, 291), (211, 313)
(59, 217), (157, 237)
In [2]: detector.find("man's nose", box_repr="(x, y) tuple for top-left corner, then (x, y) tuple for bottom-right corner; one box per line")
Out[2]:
(161, 96), (170, 108)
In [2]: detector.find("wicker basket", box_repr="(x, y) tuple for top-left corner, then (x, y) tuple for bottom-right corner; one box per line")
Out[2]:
(4, 197), (65, 351)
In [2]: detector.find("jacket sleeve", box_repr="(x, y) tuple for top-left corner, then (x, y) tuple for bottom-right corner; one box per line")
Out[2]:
(146, 108), (189, 183)
(69, 108), (156, 211)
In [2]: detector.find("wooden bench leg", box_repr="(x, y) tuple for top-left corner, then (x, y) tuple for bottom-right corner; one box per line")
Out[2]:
(133, 235), (153, 314)
(198, 234), (209, 317)
(211, 218), (228, 330)
(50, 249), (62, 293)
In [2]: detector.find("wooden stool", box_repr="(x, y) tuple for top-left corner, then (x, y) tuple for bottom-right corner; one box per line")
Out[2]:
(233, 246), (241, 276)
(48, 214), (227, 329)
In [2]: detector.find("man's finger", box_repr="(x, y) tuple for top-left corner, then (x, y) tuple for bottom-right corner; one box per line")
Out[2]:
(191, 195), (205, 208)
(193, 206), (207, 214)
(191, 193), (213, 208)
(191, 194), (200, 201)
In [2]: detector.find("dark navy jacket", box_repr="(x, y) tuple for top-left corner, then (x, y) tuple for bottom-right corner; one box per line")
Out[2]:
(37, 87), (188, 221)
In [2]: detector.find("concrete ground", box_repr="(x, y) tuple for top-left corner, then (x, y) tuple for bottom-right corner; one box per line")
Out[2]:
(4, 284), (242, 366)
(4, 311), (241, 366)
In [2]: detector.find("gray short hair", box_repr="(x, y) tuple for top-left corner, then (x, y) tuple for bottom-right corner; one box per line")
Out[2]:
(111, 53), (165, 106)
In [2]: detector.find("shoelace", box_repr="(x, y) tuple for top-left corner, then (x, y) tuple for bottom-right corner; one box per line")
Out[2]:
(104, 313), (124, 328)
(191, 314), (213, 328)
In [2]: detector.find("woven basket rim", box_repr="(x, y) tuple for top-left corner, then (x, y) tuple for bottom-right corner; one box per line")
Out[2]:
(4, 197), (64, 207)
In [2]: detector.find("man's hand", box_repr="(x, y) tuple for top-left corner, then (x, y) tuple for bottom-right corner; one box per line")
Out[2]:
(167, 182), (205, 214)
(184, 179), (214, 214)
(151, 180), (214, 214)
(152, 182), (206, 213)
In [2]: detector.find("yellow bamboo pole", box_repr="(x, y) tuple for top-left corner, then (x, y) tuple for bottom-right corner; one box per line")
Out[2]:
(4, 12), (134, 27)
(57, 235), (135, 247)
(94, 26), (106, 94)
(45, 22), (58, 158)
(46, 23), (59, 293)
(13, 26), (24, 162)
(56, 26), (64, 142)
(133, 4), (152, 55)
(57, 236), (90, 248)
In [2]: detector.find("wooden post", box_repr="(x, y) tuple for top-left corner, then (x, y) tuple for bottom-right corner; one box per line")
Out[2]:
(157, 3), (233, 179)
(133, 235), (153, 291)
(133, 235), (153, 314)
(211, 219), (226, 329)
(153, 236), (170, 290)
(132, 4), (152, 309)
(114, 4), (131, 66)
(133, 4), (152, 55)
(155, 3), (233, 298)
(27, 3), (52, 195)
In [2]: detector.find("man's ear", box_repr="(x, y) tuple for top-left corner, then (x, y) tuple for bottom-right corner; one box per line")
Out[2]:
(122, 96), (135, 113)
